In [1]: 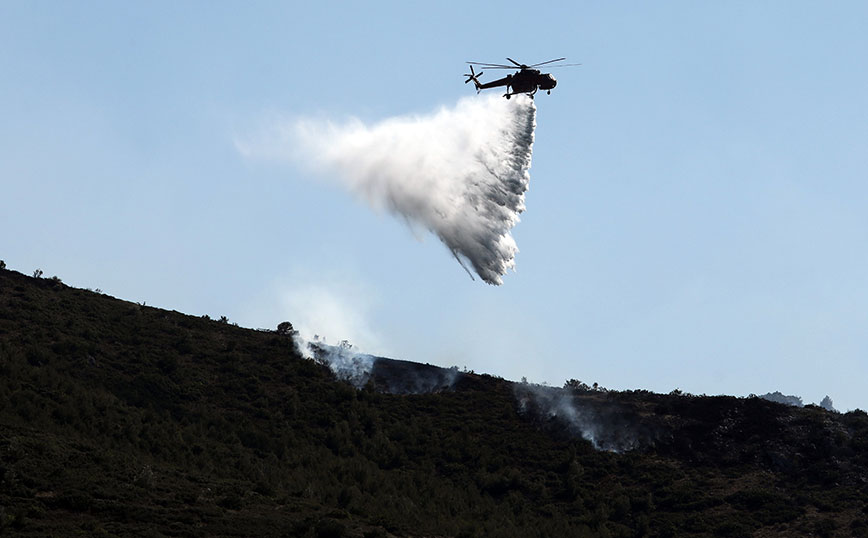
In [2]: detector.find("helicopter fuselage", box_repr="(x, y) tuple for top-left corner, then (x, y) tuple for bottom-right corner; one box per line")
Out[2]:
(475, 68), (557, 98)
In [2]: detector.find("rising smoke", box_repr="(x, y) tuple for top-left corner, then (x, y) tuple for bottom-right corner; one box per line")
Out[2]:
(303, 338), (375, 389)
(242, 95), (537, 284)
(515, 383), (656, 453)
(299, 336), (461, 394)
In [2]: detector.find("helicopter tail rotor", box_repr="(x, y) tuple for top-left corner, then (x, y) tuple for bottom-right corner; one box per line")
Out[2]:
(463, 65), (483, 91)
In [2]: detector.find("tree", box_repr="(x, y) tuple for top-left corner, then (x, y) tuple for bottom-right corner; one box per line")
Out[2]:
(564, 379), (590, 392)
(276, 321), (295, 336)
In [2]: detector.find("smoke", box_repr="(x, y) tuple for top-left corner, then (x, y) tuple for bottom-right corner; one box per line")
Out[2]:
(274, 279), (385, 358)
(514, 383), (651, 453)
(296, 336), (461, 394)
(299, 337), (376, 389)
(759, 391), (804, 407)
(368, 359), (461, 395)
(241, 95), (536, 284)
(759, 391), (837, 412)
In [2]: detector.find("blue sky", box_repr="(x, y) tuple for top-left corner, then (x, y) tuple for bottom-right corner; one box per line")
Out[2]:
(2, 2), (867, 411)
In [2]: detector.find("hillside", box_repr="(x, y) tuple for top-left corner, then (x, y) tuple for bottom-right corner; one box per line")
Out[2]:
(1, 266), (867, 537)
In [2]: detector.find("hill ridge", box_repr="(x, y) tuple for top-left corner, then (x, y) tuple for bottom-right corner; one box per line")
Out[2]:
(1, 266), (866, 537)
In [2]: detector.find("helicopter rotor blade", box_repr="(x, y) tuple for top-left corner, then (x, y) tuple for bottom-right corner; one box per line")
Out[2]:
(466, 58), (579, 70)
(467, 61), (514, 68)
(528, 57), (567, 68)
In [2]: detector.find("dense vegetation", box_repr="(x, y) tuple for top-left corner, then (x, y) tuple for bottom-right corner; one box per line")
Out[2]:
(1, 265), (866, 537)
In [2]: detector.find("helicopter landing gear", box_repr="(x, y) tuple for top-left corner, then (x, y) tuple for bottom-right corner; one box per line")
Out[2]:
(504, 93), (511, 99)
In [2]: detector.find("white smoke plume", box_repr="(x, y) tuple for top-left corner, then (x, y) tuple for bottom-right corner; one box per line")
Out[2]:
(296, 336), (375, 389)
(241, 95), (536, 285)
(514, 383), (649, 453)
(294, 333), (462, 394)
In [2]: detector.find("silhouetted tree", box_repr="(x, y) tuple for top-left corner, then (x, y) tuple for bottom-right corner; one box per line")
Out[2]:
(564, 379), (590, 392)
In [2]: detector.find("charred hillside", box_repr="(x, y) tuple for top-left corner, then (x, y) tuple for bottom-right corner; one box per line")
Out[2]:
(1, 266), (867, 537)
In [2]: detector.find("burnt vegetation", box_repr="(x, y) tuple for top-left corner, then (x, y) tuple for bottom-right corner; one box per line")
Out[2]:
(0, 265), (867, 537)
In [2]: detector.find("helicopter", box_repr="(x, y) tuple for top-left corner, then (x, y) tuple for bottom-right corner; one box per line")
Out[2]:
(464, 57), (579, 99)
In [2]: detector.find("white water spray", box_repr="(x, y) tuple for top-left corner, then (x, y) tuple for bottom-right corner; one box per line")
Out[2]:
(241, 95), (536, 284)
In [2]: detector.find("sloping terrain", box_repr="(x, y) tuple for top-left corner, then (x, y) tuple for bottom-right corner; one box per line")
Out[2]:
(1, 267), (866, 537)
